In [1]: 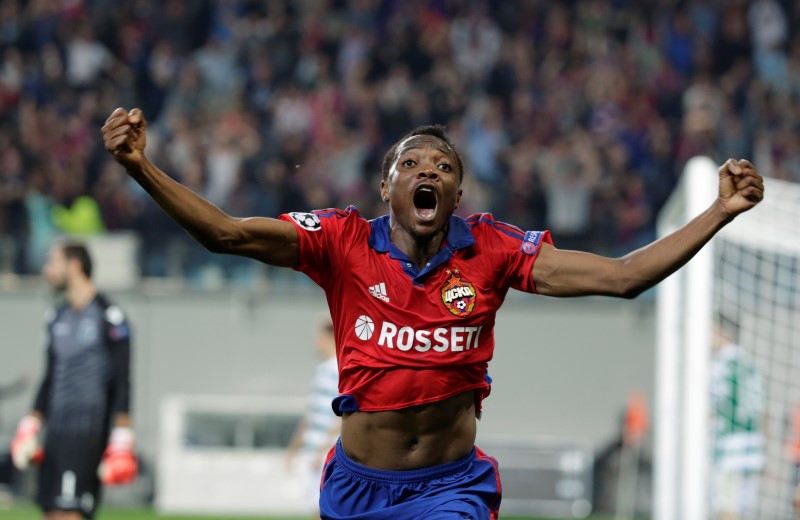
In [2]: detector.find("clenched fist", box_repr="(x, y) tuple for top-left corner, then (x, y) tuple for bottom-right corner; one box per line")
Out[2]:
(101, 108), (147, 170)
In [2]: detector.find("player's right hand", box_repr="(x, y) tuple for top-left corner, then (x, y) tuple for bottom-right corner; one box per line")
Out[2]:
(10, 415), (42, 470)
(102, 107), (147, 169)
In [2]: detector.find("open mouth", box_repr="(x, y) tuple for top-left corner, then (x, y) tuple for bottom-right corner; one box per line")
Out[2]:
(413, 185), (438, 220)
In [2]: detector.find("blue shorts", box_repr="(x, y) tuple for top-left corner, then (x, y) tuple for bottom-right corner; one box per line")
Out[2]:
(319, 439), (501, 519)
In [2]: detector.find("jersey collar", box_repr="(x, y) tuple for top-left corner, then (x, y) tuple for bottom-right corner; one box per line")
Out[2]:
(368, 215), (476, 279)
(368, 214), (475, 253)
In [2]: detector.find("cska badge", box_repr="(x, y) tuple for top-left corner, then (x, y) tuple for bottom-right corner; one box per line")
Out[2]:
(441, 269), (477, 317)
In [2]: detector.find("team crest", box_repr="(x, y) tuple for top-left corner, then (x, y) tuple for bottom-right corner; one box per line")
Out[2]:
(441, 269), (477, 317)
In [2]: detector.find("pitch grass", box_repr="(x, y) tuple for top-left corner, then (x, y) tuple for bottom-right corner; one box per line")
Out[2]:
(0, 504), (620, 520)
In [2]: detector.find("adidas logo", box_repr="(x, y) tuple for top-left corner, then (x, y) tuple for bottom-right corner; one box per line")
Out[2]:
(368, 282), (390, 303)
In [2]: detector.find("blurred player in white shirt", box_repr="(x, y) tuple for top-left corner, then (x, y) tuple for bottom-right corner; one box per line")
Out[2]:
(285, 317), (340, 519)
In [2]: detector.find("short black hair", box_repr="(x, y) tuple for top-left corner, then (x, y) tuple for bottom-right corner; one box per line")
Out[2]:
(381, 125), (465, 184)
(61, 240), (93, 278)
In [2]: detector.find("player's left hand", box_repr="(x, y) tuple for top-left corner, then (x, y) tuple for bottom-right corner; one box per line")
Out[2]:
(102, 107), (147, 170)
(717, 159), (764, 218)
(98, 427), (138, 485)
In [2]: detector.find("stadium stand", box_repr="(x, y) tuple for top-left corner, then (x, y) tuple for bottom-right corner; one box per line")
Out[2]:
(0, 0), (797, 286)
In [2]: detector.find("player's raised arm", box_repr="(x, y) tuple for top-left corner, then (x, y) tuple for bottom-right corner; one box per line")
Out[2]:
(533, 159), (764, 298)
(101, 108), (299, 267)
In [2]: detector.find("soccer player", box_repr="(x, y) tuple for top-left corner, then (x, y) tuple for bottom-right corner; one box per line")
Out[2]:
(709, 317), (766, 520)
(285, 317), (340, 519)
(10, 240), (137, 520)
(102, 107), (764, 519)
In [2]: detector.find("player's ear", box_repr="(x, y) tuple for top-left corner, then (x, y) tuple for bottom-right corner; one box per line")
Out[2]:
(380, 180), (389, 202)
(454, 188), (462, 209)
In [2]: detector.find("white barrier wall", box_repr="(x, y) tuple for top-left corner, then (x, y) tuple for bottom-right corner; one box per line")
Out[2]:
(0, 283), (657, 504)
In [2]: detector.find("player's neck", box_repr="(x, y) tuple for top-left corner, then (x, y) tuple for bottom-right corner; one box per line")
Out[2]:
(66, 278), (97, 311)
(391, 227), (446, 269)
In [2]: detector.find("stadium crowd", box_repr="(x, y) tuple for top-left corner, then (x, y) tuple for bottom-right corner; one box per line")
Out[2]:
(0, 0), (797, 284)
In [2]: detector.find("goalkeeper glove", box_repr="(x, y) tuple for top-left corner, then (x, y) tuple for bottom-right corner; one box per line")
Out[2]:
(98, 427), (138, 485)
(11, 415), (43, 470)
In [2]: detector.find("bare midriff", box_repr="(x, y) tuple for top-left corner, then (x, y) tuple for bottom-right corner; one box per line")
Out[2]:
(340, 390), (477, 470)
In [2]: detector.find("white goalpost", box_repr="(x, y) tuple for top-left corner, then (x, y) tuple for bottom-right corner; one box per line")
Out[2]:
(654, 157), (800, 520)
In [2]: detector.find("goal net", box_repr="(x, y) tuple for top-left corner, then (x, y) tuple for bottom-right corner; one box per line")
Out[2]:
(654, 157), (800, 520)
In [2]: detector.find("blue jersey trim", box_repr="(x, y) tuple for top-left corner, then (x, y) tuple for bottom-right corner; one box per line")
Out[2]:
(332, 394), (359, 416)
(368, 215), (476, 253)
(367, 215), (476, 281)
(466, 214), (526, 240)
(314, 206), (355, 219)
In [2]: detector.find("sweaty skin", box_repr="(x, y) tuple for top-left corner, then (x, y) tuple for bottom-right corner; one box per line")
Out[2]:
(342, 390), (477, 470)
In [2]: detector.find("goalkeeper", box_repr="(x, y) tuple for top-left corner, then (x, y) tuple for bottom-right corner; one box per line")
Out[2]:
(10, 240), (137, 520)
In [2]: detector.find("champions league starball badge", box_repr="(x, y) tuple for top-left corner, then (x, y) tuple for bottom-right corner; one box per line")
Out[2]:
(289, 212), (321, 231)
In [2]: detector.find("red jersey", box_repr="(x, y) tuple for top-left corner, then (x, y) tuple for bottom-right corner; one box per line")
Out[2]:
(279, 207), (552, 415)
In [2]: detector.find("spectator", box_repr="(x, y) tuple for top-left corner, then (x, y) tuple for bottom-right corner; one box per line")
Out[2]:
(0, 143), (27, 272)
(64, 21), (114, 88)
